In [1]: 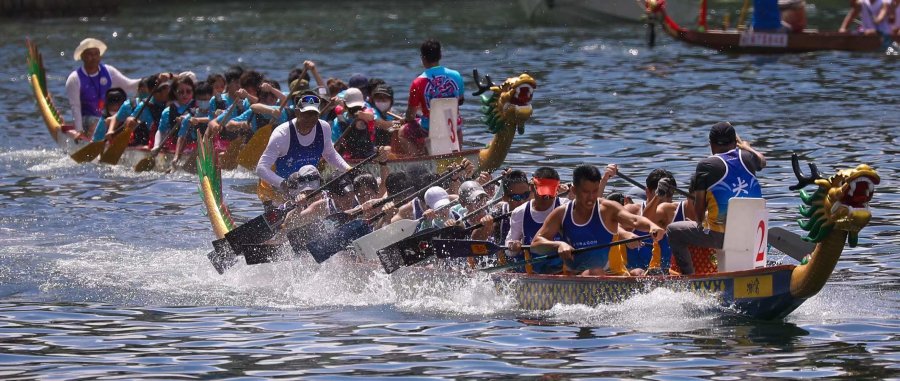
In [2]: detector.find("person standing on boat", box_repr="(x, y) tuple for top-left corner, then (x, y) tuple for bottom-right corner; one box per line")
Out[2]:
(398, 38), (465, 156)
(531, 165), (665, 276)
(256, 91), (352, 207)
(839, 0), (892, 35)
(65, 38), (139, 140)
(666, 122), (766, 275)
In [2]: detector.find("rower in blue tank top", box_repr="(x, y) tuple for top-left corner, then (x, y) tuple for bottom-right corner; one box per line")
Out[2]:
(531, 164), (665, 276)
(621, 168), (690, 275)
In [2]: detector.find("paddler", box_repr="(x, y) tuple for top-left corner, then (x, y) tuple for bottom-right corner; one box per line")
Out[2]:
(666, 122), (766, 275)
(90, 88), (127, 142)
(505, 167), (570, 272)
(255, 91), (352, 209)
(531, 164), (665, 276)
(115, 79), (171, 148)
(171, 81), (215, 167)
(397, 38), (465, 156)
(225, 80), (290, 134)
(65, 38), (139, 141)
(152, 74), (195, 154)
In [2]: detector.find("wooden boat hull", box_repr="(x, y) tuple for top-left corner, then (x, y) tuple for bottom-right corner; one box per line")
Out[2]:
(492, 265), (806, 320)
(656, 7), (900, 53)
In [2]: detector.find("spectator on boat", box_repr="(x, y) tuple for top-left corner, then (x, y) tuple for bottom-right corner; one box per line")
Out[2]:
(227, 80), (289, 134)
(65, 38), (140, 140)
(117, 80), (171, 148)
(90, 87), (126, 142)
(752, 0), (786, 31)
(505, 167), (571, 272)
(531, 164), (664, 276)
(172, 81), (215, 168)
(398, 38), (465, 156)
(153, 74), (196, 153)
(667, 122), (766, 275)
(256, 91), (351, 207)
(370, 85), (398, 147)
(839, 0), (892, 35)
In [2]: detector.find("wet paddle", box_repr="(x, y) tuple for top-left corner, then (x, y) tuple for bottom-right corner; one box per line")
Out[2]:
(479, 234), (650, 274)
(221, 152), (379, 252)
(430, 239), (529, 259)
(350, 171), (502, 260)
(134, 109), (193, 172)
(99, 90), (163, 165)
(378, 210), (512, 274)
(767, 227), (814, 262)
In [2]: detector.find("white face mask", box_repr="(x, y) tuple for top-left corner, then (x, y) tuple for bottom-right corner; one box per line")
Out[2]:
(375, 101), (391, 112)
(196, 100), (211, 110)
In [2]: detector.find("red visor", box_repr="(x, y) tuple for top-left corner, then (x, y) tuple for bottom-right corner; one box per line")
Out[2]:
(533, 178), (560, 197)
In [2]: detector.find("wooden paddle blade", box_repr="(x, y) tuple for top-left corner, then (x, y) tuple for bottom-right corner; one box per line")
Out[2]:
(99, 125), (133, 164)
(133, 156), (156, 172)
(224, 212), (281, 249)
(207, 238), (238, 275)
(431, 239), (502, 259)
(306, 219), (372, 263)
(768, 227), (815, 262)
(242, 243), (289, 265)
(237, 124), (273, 170)
(351, 218), (420, 260)
(70, 141), (105, 163)
(219, 138), (244, 170)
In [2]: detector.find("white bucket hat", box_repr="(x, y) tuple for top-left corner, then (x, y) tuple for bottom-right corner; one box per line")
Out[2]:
(74, 38), (107, 61)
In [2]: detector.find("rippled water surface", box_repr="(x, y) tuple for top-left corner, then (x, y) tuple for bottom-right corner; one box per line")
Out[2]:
(0, 0), (898, 379)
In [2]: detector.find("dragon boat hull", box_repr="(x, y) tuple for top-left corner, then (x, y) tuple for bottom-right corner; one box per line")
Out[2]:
(493, 265), (805, 320)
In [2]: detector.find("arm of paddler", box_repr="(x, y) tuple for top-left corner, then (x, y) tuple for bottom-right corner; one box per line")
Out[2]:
(391, 201), (415, 223)
(65, 70), (83, 132)
(530, 205), (574, 260)
(599, 164), (617, 198)
(608, 199), (664, 242)
(319, 122), (352, 171)
(250, 103), (283, 119)
(256, 126), (291, 191)
(225, 108), (252, 132)
(504, 206), (525, 255)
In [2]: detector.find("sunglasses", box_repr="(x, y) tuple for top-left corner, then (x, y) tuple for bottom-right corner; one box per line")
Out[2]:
(296, 174), (320, 182)
(176, 89), (193, 95)
(508, 191), (531, 202)
(300, 95), (321, 105)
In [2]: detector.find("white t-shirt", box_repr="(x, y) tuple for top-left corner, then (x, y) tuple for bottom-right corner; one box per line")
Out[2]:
(65, 64), (139, 131)
(505, 198), (570, 253)
(256, 118), (350, 188)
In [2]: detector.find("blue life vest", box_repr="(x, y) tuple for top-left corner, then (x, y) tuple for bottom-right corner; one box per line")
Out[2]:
(273, 120), (325, 179)
(522, 198), (561, 245)
(77, 64), (112, 118)
(557, 200), (615, 272)
(626, 201), (684, 270)
(706, 148), (763, 232)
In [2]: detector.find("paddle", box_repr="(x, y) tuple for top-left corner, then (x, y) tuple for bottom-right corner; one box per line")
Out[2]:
(134, 109), (193, 172)
(71, 93), (154, 163)
(99, 90), (161, 165)
(480, 234), (650, 274)
(323, 185), (415, 226)
(616, 170), (693, 199)
(767, 226), (815, 263)
(236, 95), (290, 170)
(378, 209), (512, 274)
(431, 239), (528, 259)
(295, 166), (474, 263)
(221, 152), (379, 251)
(350, 170), (502, 260)
(214, 100), (247, 170)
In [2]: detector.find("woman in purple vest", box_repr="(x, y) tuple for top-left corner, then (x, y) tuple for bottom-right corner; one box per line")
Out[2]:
(65, 38), (139, 140)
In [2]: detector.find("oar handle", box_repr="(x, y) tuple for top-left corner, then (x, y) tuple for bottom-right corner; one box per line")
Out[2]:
(365, 166), (466, 224)
(481, 234), (650, 273)
(617, 171), (692, 199)
(459, 197), (502, 222)
(309, 152), (379, 200)
(353, 186), (415, 221)
(461, 210), (512, 233)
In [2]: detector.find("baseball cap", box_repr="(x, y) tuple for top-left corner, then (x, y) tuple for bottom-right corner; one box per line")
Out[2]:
(709, 121), (736, 145)
(458, 181), (488, 204)
(344, 88), (366, 109)
(325, 172), (354, 196)
(625, 186), (645, 203)
(372, 85), (393, 97)
(287, 165), (321, 196)
(348, 73), (368, 89)
(295, 92), (321, 114)
(424, 186), (451, 209)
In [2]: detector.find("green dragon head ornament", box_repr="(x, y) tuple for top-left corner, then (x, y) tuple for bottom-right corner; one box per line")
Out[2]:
(791, 154), (880, 247)
(473, 70), (536, 136)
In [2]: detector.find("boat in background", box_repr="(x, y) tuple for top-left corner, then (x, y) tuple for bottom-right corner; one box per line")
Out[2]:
(519, 0), (698, 24)
(650, 1), (900, 53)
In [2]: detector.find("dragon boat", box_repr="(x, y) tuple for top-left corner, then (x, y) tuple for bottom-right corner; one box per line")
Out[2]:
(650, 0), (900, 53)
(493, 157), (879, 320)
(27, 39), (532, 175)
